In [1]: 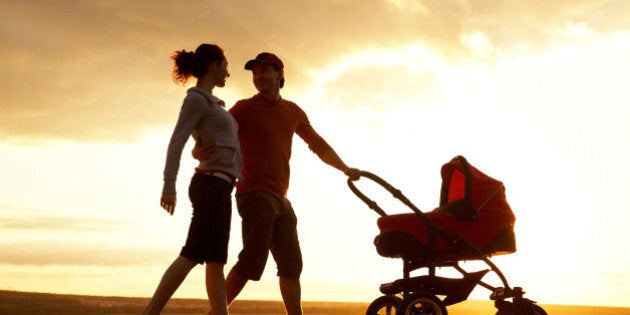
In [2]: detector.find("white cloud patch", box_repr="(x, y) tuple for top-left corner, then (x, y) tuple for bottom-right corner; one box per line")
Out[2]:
(548, 21), (602, 42)
(303, 44), (449, 112)
(385, 0), (430, 14)
(460, 30), (501, 63)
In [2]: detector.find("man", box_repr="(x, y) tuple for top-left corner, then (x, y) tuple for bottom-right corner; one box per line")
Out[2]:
(196, 52), (359, 315)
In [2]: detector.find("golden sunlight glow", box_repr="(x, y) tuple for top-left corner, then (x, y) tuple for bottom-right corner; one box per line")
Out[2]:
(1, 1), (629, 310)
(385, 0), (430, 15)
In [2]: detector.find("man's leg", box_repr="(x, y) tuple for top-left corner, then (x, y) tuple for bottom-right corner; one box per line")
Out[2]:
(279, 277), (303, 315)
(228, 191), (276, 304)
(225, 267), (249, 305)
(272, 198), (303, 315)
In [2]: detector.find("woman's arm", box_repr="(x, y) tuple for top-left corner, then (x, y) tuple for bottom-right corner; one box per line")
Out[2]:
(161, 95), (203, 214)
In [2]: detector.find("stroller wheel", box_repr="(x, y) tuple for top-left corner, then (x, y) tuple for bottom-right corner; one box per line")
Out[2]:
(397, 292), (447, 315)
(528, 304), (547, 315)
(366, 295), (402, 315)
(513, 299), (548, 315)
(495, 299), (547, 315)
(494, 300), (515, 315)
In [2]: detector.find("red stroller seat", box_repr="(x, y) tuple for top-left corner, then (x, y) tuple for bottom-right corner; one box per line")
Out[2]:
(375, 156), (516, 261)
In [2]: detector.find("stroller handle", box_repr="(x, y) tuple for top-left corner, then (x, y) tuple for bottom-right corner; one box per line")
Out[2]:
(347, 171), (448, 240)
(347, 170), (421, 217)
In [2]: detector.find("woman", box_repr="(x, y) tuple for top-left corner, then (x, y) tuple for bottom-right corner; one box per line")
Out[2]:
(143, 44), (241, 315)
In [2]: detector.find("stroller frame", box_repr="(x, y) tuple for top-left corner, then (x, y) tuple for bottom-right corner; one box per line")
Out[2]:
(348, 156), (546, 315)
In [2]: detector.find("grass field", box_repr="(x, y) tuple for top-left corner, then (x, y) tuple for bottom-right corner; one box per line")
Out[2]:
(1, 290), (628, 315)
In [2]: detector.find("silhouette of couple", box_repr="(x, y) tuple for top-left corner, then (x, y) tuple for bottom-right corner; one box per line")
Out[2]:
(142, 44), (359, 315)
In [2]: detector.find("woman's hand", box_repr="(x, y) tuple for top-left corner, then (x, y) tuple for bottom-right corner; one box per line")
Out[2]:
(160, 194), (176, 215)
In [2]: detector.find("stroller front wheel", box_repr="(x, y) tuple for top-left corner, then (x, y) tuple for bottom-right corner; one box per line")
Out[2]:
(495, 299), (547, 315)
(366, 295), (402, 315)
(397, 292), (447, 315)
(529, 304), (547, 315)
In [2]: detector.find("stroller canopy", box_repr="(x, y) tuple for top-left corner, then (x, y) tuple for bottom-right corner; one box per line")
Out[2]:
(440, 155), (515, 226)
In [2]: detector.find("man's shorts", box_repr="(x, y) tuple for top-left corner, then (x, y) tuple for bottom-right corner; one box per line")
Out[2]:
(233, 190), (303, 280)
(180, 173), (234, 264)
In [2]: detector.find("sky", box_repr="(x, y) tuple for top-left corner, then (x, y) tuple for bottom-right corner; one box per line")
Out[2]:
(1, 0), (629, 308)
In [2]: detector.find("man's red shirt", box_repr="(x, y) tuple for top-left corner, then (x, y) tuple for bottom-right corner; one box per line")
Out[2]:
(229, 93), (331, 197)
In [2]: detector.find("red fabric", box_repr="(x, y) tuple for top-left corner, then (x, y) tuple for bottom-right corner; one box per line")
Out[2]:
(447, 169), (466, 202)
(377, 157), (515, 252)
(229, 94), (330, 198)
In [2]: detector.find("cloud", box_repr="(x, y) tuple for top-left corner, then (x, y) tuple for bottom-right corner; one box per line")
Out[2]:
(0, 241), (171, 266)
(302, 44), (446, 112)
(0, 205), (172, 266)
(0, 216), (128, 232)
(1, 1), (629, 143)
(0, 204), (130, 231)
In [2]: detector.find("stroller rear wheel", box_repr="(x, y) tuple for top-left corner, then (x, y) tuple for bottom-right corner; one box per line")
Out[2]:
(397, 292), (447, 315)
(366, 295), (402, 315)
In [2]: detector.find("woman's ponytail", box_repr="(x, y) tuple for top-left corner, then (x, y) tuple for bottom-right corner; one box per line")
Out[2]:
(171, 44), (225, 84)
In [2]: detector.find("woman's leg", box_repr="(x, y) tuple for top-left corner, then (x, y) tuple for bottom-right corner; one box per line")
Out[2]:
(205, 262), (229, 315)
(142, 255), (197, 315)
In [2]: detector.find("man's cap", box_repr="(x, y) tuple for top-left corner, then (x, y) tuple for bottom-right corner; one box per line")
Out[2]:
(244, 52), (284, 71)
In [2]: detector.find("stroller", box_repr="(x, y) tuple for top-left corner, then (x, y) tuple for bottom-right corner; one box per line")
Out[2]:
(347, 156), (546, 315)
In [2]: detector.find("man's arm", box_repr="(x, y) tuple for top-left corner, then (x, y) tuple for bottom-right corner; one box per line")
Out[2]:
(191, 140), (216, 161)
(317, 147), (361, 180)
(294, 109), (360, 179)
